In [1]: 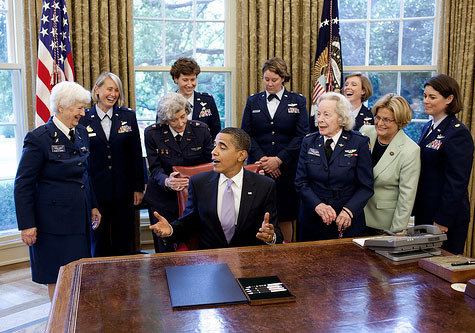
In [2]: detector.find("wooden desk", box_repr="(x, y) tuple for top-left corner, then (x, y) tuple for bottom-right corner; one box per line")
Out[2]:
(47, 239), (475, 332)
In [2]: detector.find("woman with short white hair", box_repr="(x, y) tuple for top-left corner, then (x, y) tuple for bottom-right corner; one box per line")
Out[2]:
(14, 81), (101, 300)
(295, 92), (374, 240)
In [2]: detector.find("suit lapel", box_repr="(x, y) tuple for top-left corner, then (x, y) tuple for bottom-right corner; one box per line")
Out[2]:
(85, 106), (108, 144)
(46, 118), (75, 149)
(314, 135), (328, 167)
(109, 106), (122, 142)
(235, 170), (256, 234)
(273, 90), (289, 119)
(193, 92), (201, 119)
(418, 121), (432, 145)
(329, 131), (350, 164)
(373, 130), (403, 179)
(257, 93), (272, 120)
(160, 125), (181, 153)
(207, 172), (228, 243)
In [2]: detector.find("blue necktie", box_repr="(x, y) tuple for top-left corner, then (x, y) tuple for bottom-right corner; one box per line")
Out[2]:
(221, 179), (235, 243)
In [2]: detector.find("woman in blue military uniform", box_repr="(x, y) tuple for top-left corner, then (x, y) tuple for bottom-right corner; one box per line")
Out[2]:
(144, 92), (213, 252)
(413, 74), (474, 254)
(79, 72), (144, 256)
(241, 57), (308, 241)
(170, 57), (221, 139)
(14, 81), (101, 300)
(295, 92), (373, 240)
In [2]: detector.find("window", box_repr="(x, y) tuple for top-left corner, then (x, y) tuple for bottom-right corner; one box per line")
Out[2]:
(0, 0), (25, 235)
(133, 0), (231, 143)
(339, 0), (437, 141)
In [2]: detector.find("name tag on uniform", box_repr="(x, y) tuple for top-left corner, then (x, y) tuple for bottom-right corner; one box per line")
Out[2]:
(88, 133), (97, 137)
(308, 148), (320, 156)
(426, 139), (442, 150)
(51, 145), (66, 153)
(252, 110), (261, 113)
(190, 146), (202, 151)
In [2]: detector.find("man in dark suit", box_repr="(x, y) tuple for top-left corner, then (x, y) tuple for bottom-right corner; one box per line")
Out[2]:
(150, 127), (283, 249)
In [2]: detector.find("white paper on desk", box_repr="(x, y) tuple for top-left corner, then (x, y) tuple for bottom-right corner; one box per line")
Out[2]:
(352, 238), (372, 247)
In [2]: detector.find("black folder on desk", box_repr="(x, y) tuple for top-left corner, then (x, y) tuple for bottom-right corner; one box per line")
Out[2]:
(165, 263), (247, 309)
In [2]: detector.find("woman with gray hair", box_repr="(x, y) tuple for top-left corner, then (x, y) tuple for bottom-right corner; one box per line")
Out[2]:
(79, 72), (144, 257)
(295, 92), (374, 240)
(14, 81), (101, 300)
(144, 92), (213, 252)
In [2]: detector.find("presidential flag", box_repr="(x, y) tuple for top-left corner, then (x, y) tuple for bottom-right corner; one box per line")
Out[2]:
(35, 0), (75, 127)
(311, 0), (343, 106)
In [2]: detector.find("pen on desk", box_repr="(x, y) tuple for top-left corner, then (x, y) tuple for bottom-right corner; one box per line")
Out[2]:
(451, 260), (475, 266)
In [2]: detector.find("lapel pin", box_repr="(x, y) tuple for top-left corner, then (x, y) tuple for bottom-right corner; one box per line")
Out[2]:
(248, 192), (252, 195)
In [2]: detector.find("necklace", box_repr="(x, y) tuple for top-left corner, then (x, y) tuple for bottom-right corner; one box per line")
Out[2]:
(377, 139), (389, 147)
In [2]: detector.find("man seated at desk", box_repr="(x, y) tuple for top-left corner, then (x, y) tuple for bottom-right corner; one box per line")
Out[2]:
(150, 127), (283, 249)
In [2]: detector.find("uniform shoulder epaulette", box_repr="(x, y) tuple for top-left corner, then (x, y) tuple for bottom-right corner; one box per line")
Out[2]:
(351, 130), (365, 137)
(450, 118), (464, 129)
(199, 91), (211, 97)
(305, 131), (318, 137)
(118, 106), (135, 113)
(190, 120), (203, 127)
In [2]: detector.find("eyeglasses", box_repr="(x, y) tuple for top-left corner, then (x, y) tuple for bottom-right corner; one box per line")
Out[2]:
(374, 115), (395, 124)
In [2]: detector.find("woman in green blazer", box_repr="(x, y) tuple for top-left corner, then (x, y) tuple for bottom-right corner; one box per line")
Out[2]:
(360, 94), (420, 234)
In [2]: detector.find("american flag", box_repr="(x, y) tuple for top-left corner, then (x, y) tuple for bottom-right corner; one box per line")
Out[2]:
(309, 0), (343, 131)
(35, 0), (74, 127)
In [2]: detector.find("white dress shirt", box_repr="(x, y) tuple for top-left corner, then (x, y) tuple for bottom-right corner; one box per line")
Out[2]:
(217, 168), (244, 226)
(187, 92), (194, 120)
(266, 87), (285, 119)
(324, 129), (343, 150)
(52, 115), (73, 139)
(96, 105), (113, 140)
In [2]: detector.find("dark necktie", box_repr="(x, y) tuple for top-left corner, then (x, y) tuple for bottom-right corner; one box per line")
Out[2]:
(267, 94), (280, 102)
(175, 134), (182, 143)
(325, 138), (333, 161)
(69, 129), (75, 144)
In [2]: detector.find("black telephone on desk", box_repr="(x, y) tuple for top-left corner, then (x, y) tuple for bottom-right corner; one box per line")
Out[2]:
(364, 225), (447, 261)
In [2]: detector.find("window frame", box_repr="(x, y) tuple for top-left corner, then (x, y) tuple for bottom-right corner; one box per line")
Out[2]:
(0, 0), (28, 258)
(340, 0), (440, 131)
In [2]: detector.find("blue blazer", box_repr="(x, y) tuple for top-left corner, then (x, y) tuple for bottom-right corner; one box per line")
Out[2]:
(241, 89), (309, 167)
(354, 104), (374, 131)
(414, 115), (474, 229)
(144, 120), (213, 217)
(295, 130), (374, 239)
(79, 105), (144, 202)
(170, 169), (283, 249)
(14, 118), (96, 235)
(192, 91), (221, 139)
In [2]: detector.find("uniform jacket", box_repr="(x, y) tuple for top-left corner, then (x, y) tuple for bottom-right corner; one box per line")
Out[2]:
(360, 125), (420, 231)
(144, 120), (213, 215)
(79, 105), (144, 202)
(414, 115), (474, 228)
(241, 89), (308, 167)
(354, 104), (374, 131)
(170, 169), (283, 249)
(295, 130), (374, 236)
(14, 118), (96, 235)
(192, 91), (221, 139)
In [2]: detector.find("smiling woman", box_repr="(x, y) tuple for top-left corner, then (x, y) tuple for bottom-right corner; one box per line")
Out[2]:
(144, 92), (213, 253)
(79, 72), (145, 257)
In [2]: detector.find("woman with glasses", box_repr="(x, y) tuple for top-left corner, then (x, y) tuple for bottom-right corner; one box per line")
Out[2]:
(360, 94), (421, 235)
